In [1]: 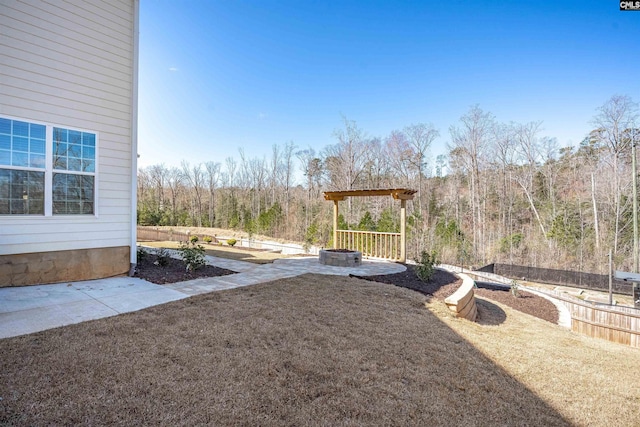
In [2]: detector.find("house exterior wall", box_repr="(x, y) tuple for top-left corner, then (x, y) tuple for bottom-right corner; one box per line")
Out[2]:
(0, 0), (138, 286)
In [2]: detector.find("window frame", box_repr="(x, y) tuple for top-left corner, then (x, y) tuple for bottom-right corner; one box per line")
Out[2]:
(0, 115), (99, 218)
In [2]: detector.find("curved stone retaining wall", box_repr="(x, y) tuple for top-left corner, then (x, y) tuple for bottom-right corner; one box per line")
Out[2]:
(444, 273), (478, 321)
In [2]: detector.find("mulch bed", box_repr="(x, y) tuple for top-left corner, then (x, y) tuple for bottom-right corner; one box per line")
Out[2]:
(135, 253), (236, 284)
(351, 267), (462, 300)
(354, 265), (559, 324)
(474, 283), (559, 324)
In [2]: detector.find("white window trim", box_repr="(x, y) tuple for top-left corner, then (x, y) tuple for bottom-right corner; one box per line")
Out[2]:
(0, 114), (99, 218)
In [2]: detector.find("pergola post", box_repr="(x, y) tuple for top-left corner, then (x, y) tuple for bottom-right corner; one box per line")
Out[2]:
(333, 200), (339, 249)
(400, 199), (407, 263)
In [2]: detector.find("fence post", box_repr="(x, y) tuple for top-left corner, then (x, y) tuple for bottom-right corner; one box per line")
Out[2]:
(609, 248), (613, 305)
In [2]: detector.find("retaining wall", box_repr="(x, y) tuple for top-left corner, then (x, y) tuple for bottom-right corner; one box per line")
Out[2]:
(443, 273), (478, 321)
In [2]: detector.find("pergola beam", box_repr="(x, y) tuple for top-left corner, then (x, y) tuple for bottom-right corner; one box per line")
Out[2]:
(324, 188), (417, 201)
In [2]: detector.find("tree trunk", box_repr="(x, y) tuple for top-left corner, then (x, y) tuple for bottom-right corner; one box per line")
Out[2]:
(591, 173), (600, 250)
(517, 179), (548, 241)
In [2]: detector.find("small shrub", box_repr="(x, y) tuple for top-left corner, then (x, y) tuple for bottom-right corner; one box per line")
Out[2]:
(203, 235), (213, 244)
(227, 238), (237, 247)
(510, 280), (520, 298)
(189, 235), (199, 243)
(156, 248), (171, 267)
(178, 241), (206, 272)
(416, 250), (439, 283)
(136, 247), (147, 263)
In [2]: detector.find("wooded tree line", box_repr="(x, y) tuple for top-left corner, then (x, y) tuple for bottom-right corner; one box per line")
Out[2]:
(137, 95), (639, 273)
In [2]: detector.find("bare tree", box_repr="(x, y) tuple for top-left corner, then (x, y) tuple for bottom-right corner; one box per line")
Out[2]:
(137, 167), (150, 208)
(362, 137), (389, 189)
(323, 117), (367, 224)
(296, 147), (323, 232)
(280, 141), (296, 220)
(490, 123), (517, 261)
(512, 121), (548, 241)
(540, 136), (559, 217)
(324, 117), (366, 191)
(404, 122), (439, 211)
(224, 156), (238, 228)
(181, 161), (205, 227)
(148, 164), (168, 209)
(435, 154), (447, 178)
(270, 144), (281, 205)
(204, 161), (221, 227)
(225, 157), (237, 189)
(385, 130), (412, 187)
(591, 95), (639, 253)
(449, 105), (494, 263)
(238, 149), (250, 190)
(165, 167), (183, 225)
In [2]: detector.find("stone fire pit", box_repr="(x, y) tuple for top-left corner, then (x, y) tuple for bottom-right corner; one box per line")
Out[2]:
(319, 249), (362, 267)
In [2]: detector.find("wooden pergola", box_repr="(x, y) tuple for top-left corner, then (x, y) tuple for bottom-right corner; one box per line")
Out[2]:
(323, 188), (417, 263)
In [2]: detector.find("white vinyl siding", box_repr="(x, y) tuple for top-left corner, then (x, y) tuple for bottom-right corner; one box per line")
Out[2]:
(0, 0), (136, 255)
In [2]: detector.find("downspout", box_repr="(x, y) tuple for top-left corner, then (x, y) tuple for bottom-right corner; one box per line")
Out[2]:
(129, 0), (140, 276)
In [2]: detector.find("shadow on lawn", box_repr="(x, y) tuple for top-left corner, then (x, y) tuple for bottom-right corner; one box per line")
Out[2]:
(475, 299), (508, 326)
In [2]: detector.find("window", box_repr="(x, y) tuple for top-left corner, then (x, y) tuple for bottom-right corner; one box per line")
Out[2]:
(53, 174), (94, 215)
(0, 170), (44, 214)
(52, 127), (96, 214)
(0, 116), (97, 216)
(0, 118), (46, 215)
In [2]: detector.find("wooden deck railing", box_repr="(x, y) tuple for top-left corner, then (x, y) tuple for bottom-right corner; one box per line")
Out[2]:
(335, 229), (401, 261)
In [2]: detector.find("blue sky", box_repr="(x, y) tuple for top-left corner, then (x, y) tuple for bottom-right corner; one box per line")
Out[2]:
(138, 0), (640, 176)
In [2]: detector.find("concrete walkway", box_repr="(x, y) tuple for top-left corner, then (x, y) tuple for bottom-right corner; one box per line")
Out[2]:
(0, 255), (405, 339)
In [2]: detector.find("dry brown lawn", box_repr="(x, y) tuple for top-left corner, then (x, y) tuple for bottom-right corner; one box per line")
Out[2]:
(427, 296), (640, 426)
(1, 274), (638, 426)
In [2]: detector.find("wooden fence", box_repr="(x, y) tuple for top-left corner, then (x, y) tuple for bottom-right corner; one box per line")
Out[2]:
(136, 227), (218, 244)
(335, 230), (401, 261)
(548, 291), (640, 348)
(464, 264), (640, 348)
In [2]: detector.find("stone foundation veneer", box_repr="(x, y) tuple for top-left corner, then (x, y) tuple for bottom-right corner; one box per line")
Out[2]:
(319, 249), (362, 267)
(0, 246), (130, 287)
